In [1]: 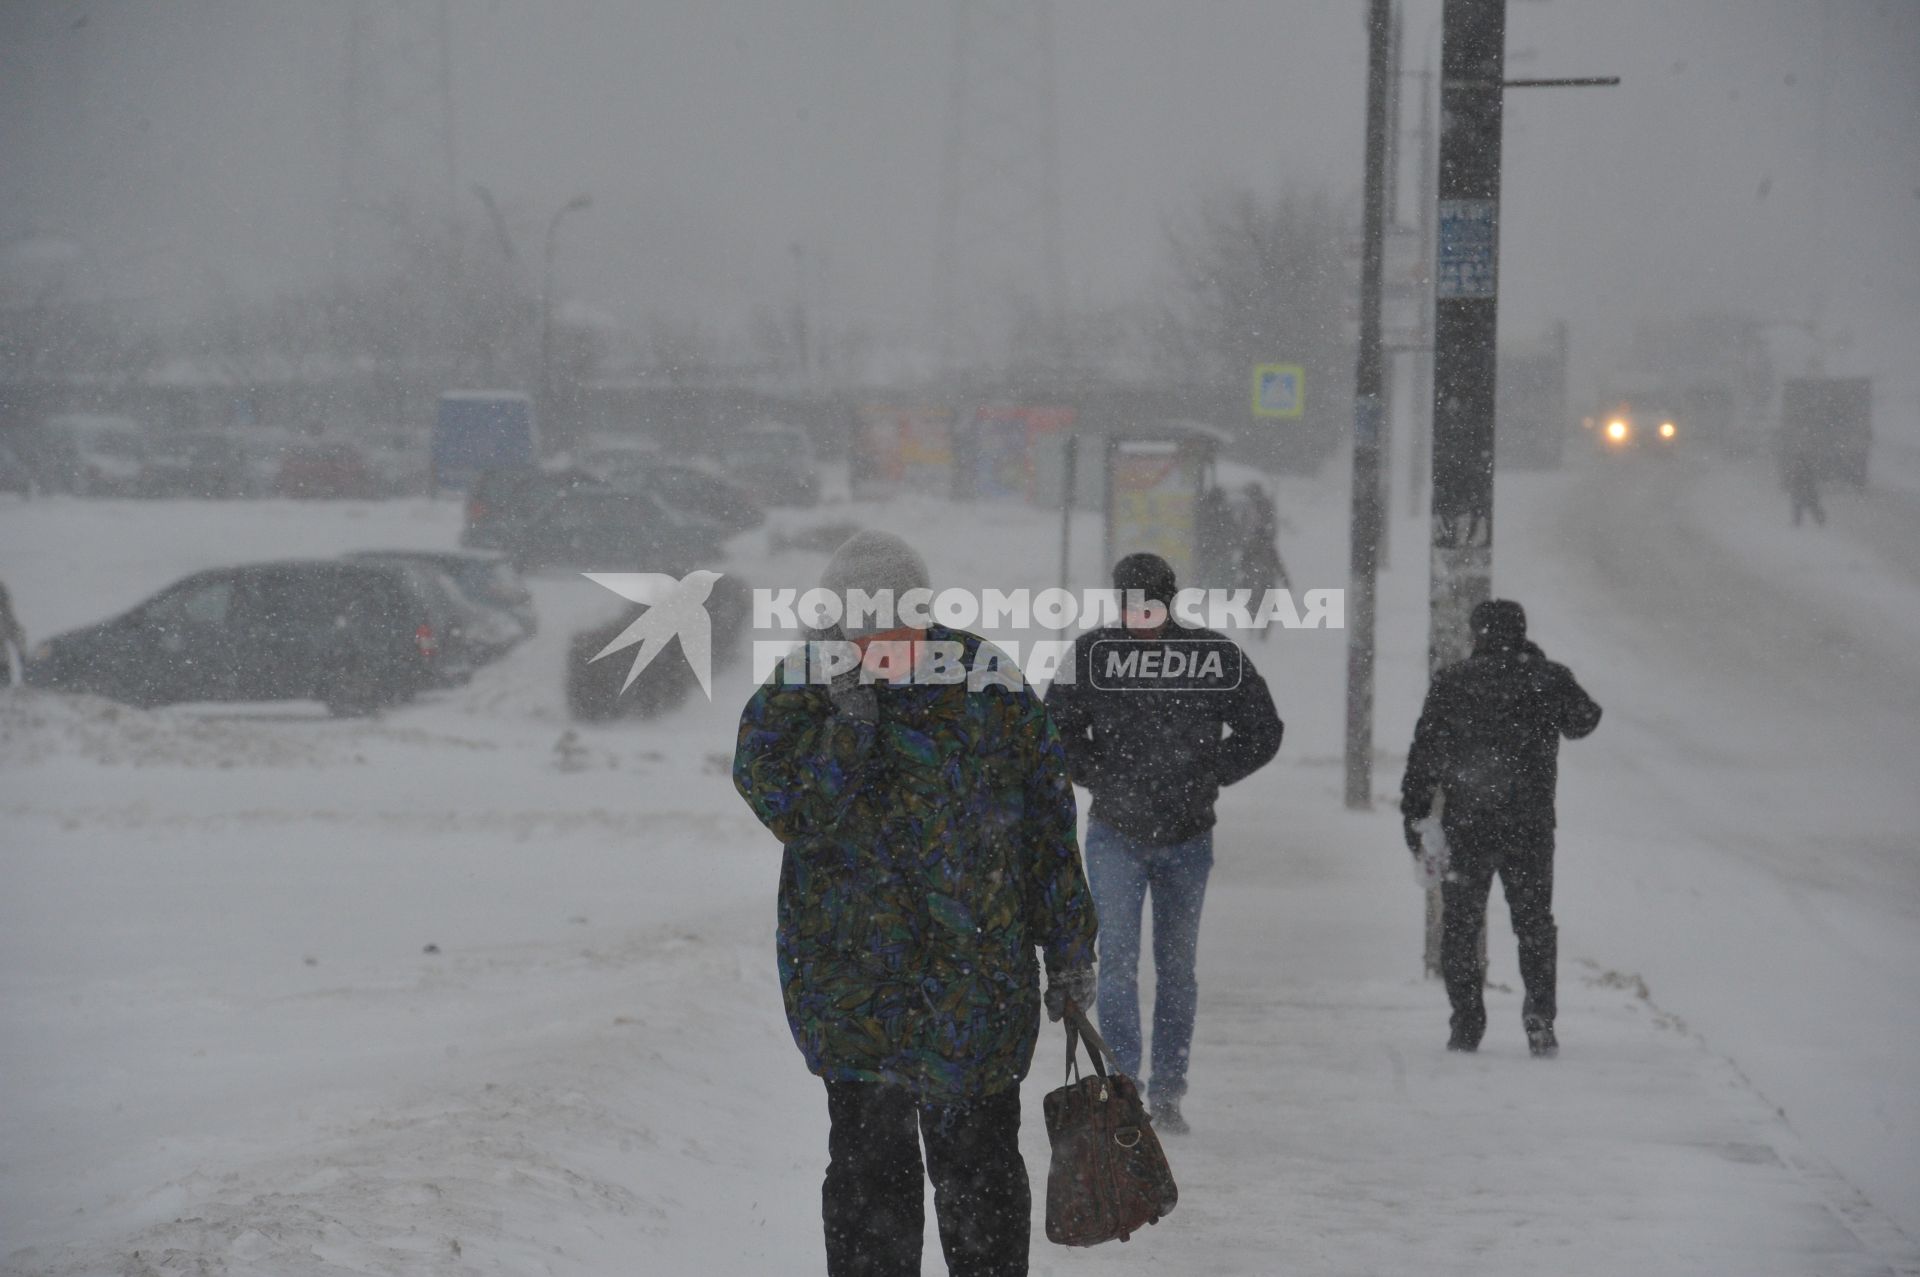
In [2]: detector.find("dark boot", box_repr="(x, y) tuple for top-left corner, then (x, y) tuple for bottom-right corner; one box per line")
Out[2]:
(1149, 1095), (1189, 1135)
(1448, 1010), (1484, 1053)
(1525, 1015), (1558, 1059)
(1441, 859), (1494, 1054)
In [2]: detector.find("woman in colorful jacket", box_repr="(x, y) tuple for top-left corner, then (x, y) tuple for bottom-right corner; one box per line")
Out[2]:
(733, 530), (1097, 1277)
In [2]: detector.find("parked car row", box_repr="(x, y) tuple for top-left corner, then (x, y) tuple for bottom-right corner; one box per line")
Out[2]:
(721, 419), (822, 507)
(571, 446), (767, 532)
(461, 465), (735, 573)
(0, 417), (428, 499)
(24, 551), (535, 717)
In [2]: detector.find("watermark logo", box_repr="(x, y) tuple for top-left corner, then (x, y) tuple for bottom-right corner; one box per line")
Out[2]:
(1089, 637), (1243, 692)
(582, 570), (724, 698)
(582, 575), (1342, 699)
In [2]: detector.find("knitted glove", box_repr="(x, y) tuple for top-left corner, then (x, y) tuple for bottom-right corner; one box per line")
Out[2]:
(1044, 965), (1097, 1022)
(828, 664), (877, 723)
(809, 623), (877, 724)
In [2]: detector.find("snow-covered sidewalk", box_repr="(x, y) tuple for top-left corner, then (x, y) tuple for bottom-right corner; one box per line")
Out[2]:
(3, 477), (1917, 1274)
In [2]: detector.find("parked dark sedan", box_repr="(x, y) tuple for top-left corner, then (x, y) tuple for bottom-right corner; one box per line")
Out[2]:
(464, 468), (727, 573)
(25, 560), (460, 715)
(276, 443), (376, 499)
(461, 466), (602, 553)
(138, 432), (254, 499)
(575, 449), (766, 532)
(566, 573), (752, 720)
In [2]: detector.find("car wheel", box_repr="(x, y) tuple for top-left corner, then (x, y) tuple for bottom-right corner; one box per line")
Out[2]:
(324, 668), (389, 718)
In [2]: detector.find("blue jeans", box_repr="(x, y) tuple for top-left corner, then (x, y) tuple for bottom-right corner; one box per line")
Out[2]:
(1083, 819), (1214, 1102)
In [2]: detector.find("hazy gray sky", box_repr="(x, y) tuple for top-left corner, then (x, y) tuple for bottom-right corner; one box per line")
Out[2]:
(4, 1), (1917, 412)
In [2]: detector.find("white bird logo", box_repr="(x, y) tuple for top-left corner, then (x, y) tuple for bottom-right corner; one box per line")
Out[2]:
(581, 570), (725, 699)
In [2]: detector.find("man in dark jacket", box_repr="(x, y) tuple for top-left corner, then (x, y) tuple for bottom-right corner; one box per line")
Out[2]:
(734, 531), (1098, 1277)
(1043, 552), (1283, 1133)
(1401, 599), (1601, 1057)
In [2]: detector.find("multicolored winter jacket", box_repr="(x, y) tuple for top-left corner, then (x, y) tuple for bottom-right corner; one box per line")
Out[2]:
(732, 624), (1098, 1100)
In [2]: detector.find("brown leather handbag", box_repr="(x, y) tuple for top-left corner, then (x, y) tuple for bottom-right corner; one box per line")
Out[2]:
(1043, 1002), (1179, 1246)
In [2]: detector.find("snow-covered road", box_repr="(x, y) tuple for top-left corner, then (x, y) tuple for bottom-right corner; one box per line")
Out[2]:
(1, 458), (1916, 1275)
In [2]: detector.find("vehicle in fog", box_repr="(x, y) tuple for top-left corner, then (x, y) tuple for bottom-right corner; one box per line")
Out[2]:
(37, 414), (149, 495)
(566, 572), (751, 720)
(358, 430), (431, 499)
(508, 486), (726, 572)
(432, 391), (538, 492)
(576, 444), (766, 531)
(462, 466), (728, 571)
(371, 558), (522, 678)
(573, 441), (660, 481)
(461, 465), (605, 552)
(722, 420), (821, 507)
(1584, 402), (1682, 456)
(137, 432), (254, 499)
(344, 549), (536, 637)
(275, 442), (377, 499)
(24, 560), (459, 715)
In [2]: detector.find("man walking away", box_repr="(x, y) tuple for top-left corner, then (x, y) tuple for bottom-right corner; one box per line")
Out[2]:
(1400, 599), (1601, 1057)
(0, 581), (24, 684)
(1785, 444), (1827, 527)
(1239, 482), (1292, 594)
(1044, 552), (1283, 1133)
(733, 531), (1098, 1277)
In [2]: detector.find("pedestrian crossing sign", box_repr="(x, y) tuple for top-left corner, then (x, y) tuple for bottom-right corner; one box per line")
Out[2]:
(1253, 364), (1305, 418)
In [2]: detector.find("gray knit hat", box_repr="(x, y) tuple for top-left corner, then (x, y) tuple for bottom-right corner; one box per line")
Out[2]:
(820, 530), (932, 638)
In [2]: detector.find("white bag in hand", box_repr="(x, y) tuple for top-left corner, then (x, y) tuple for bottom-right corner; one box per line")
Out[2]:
(1412, 814), (1450, 890)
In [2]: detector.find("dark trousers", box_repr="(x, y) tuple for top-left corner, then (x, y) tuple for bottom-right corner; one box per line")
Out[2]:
(1440, 830), (1557, 1041)
(822, 1080), (1029, 1277)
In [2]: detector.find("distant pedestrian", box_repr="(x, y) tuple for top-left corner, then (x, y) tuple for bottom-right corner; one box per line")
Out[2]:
(1044, 552), (1283, 1133)
(1237, 482), (1292, 605)
(1195, 483), (1237, 589)
(1785, 446), (1827, 527)
(0, 581), (24, 683)
(1400, 599), (1601, 1057)
(733, 531), (1098, 1277)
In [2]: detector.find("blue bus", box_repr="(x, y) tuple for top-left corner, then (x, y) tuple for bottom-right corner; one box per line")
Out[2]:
(431, 391), (538, 491)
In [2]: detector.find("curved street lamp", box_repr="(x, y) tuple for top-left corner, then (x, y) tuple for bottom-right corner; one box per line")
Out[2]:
(539, 193), (593, 437)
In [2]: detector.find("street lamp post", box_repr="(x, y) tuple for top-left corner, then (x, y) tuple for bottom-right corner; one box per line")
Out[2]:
(539, 193), (592, 442)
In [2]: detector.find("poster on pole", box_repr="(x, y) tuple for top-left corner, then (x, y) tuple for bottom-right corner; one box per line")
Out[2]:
(1107, 440), (1199, 581)
(855, 405), (954, 495)
(1436, 199), (1498, 299)
(1252, 364), (1305, 418)
(969, 406), (1077, 503)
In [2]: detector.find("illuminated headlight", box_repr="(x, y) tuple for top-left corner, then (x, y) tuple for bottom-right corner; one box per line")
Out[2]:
(1605, 420), (1629, 442)
(1659, 421), (1677, 439)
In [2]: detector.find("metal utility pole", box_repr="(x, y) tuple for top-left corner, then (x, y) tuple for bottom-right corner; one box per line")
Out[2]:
(1428, 0), (1506, 677)
(1409, 56), (1435, 520)
(539, 194), (593, 436)
(1058, 434), (1078, 586)
(1375, 0), (1404, 574)
(1343, 0), (1395, 810)
(935, 0), (1068, 373)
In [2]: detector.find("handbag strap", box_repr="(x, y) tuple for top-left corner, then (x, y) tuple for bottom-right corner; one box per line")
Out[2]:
(1062, 1001), (1118, 1084)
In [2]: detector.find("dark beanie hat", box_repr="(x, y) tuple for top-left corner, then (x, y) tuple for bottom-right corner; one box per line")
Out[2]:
(1113, 552), (1178, 606)
(1470, 598), (1527, 647)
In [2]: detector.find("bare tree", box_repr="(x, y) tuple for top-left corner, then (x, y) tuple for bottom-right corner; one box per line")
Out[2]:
(1149, 187), (1352, 398)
